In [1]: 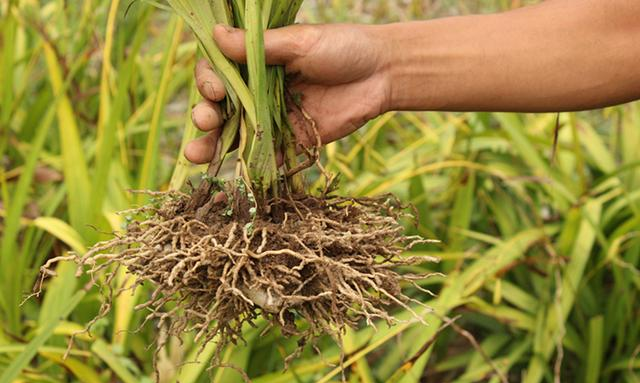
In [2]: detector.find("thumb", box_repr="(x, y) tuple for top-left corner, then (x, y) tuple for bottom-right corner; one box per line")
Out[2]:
(213, 24), (303, 65)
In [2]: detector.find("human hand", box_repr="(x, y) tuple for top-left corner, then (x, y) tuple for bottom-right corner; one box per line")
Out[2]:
(185, 23), (392, 164)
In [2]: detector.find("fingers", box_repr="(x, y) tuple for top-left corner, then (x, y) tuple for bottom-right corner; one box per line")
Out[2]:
(188, 95), (224, 164)
(213, 24), (316, 66)
(188, 23), (324, 166)
(191, 59), (224, 165)
(195, 58), (226, 102)
(192, 100), (223, 132)
(184, 131), (219, 164)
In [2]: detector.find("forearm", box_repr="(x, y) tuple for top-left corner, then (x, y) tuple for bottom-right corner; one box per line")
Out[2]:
(377, 0), (640, 113)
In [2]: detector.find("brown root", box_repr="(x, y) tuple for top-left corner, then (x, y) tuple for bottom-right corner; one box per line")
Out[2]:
(39, 184), (438, 374)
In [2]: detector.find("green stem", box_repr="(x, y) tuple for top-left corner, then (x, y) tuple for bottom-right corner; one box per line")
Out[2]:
(167, 0), (305, 207)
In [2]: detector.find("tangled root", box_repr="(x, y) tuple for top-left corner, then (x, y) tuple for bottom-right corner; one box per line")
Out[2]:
(37, 184), (439, 374)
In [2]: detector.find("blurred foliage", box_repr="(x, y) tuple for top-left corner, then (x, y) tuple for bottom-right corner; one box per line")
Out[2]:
(1, 1), (639, 382)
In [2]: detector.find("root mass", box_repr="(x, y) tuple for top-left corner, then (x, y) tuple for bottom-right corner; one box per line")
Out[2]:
(38, 184), (437, 369)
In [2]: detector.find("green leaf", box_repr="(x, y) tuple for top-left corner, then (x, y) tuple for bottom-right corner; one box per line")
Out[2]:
(43, 42), (92, 235)
(138, 16), (184, 195)
(32, 217), (87, 255)
(245, 0), (278, 195)
(40, 352), (102, 383)
(38, 261), (78, 327)
(0, 104), (55, 332)
(169, 81), (201, 191)
(525, 200), (602, 383)
(91, 339), (139, 383)
(584, 315), (604, 383)
(0, 291), (85, 383)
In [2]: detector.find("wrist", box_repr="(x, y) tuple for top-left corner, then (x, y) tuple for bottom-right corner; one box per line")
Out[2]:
(368, 17), (496, 112)
(368, 22), (436, 112)
(364, 23), (399, 114)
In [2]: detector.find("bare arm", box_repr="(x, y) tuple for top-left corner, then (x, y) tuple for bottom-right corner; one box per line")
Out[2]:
(187, 0), (640, 163)
(380, 0), (640, 112)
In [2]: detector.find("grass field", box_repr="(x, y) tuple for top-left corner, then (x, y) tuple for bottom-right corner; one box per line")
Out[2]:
(1, 1), (639, 382)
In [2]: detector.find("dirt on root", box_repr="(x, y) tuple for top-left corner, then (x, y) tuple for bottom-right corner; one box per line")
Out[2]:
(37, 183), (438, 374)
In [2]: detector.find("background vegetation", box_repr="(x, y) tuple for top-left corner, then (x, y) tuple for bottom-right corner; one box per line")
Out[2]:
(1, 0), (638, 382)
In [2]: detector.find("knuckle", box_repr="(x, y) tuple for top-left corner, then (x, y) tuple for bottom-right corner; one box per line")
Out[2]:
(288, 25), (322, 58)
(194, 58), (208, 77)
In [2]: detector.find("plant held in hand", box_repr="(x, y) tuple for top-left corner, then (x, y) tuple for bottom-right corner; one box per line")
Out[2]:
(36, 0), (438, 373)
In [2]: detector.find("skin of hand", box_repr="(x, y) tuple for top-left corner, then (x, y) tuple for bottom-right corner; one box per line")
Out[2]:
(185, 23), (391, 164)
(385, 0), (640, 113)
(187, 0), (640, 164)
